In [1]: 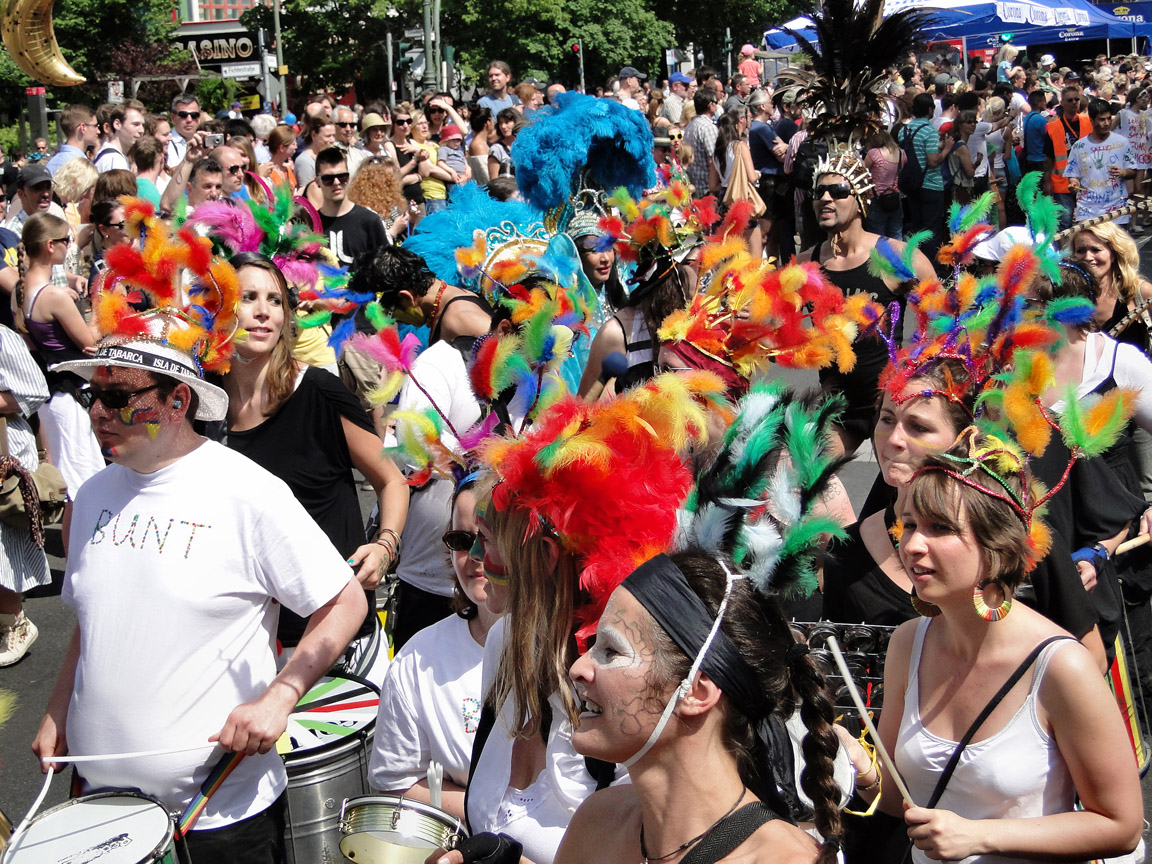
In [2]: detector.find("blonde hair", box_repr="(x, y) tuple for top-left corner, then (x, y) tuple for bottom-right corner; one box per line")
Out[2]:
(984, 96), (1006, 121)
(483, 493), (582, 732)
(1068, 221), (1145, 307)
(52, 157), (98, 204)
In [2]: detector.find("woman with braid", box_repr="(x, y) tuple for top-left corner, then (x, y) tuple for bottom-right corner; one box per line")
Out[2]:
(559, 549), (846, 864)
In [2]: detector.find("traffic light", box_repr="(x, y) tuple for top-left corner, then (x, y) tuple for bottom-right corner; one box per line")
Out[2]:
(572, 42), (580, 54)
(999, 33), (1014, 42)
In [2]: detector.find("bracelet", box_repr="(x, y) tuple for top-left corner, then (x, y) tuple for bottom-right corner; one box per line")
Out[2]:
(856, 767), (882, 792)
(374, 537), (397, 561)
(376, 528), (402, 553)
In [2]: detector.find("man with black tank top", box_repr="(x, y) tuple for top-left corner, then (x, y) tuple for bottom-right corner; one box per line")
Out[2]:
(798, 153), (935, 457)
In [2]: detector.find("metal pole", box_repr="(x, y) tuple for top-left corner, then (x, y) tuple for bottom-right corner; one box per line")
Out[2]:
(726, 27), (732, 80)
(272, 0), (287, 112)
(421, 0), (436, 90)
(578, 40), (586, 94)
(386, 32), (396, 109)
(432, 0), (442, 90)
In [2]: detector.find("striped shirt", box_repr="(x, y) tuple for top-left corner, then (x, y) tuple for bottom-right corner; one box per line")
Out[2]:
(904, 119), (944, 191)
(684, 114), (719, 197)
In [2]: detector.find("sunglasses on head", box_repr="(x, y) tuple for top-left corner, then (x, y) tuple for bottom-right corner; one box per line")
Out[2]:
(319, 172), (350, 186)
(815, 181), (854, 200)
(175, 110), (201, 120)
(87, 384), (161, 410)
(442, 529), (477, 552)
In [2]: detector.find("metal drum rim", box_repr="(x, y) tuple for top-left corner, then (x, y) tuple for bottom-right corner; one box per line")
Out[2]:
(1, 791), (174, 864)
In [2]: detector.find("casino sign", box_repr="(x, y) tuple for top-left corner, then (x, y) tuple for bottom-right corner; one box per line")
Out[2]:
(175, 21), (259, 72)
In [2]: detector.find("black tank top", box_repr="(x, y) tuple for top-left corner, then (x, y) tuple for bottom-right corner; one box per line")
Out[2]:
(429, 293), (492, 345)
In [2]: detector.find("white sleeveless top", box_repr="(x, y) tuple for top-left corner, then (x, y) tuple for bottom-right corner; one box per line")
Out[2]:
(895, 618), (1078, 864)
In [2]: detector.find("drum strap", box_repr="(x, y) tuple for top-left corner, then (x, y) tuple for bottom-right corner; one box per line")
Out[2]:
(464, 701), (618, 835)
(175, 750), (246, 837)
(677, 802), (781, 864)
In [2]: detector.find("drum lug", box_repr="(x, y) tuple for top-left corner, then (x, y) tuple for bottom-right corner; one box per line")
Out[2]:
(391, 807), (401, 830)
(339, 797), (350, 830)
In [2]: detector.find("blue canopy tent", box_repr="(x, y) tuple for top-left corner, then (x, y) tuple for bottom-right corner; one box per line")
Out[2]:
(764, 0), (1135, 54)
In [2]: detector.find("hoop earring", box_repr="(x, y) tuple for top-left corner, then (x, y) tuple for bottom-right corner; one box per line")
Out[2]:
(910, 587), (941, 618)
(973, 579), (1012, 622)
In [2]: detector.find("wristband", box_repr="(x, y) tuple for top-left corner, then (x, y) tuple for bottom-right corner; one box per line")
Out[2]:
(1071, 542), (1109, 572)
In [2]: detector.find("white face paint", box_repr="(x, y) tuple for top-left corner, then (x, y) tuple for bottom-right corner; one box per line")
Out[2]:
(586, 623), (642, 671)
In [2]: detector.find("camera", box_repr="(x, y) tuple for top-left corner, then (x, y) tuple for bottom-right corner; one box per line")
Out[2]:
(203, 133), (225, 148)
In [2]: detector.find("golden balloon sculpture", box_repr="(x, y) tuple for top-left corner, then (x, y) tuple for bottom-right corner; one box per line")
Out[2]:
(1, 0), (84, 86)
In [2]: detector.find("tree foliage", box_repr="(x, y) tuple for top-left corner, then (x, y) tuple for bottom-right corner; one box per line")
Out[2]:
(0, 0), (188, 116)
(242, 0), (395, 102)
(665, 0), (802, 68)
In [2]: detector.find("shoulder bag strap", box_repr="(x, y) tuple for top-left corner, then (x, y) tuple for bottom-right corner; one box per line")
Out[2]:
(679, 803), (781, 864)
(925, 635), (1072, 808)
(0, 416), (9, 459)
(464, 700), (499, 834)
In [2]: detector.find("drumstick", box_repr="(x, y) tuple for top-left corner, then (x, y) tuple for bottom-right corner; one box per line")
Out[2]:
(1117, 533), (1150, 555)
(826, 636), (914, 807)
(7, 766), (54, 857)
(42, 743), (219, 763)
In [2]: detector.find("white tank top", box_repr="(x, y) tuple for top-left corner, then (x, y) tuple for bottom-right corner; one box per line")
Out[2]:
(895, 618), (1078, 864)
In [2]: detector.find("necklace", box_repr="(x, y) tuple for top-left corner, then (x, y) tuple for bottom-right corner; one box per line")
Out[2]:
(639, 786), (746, 864)
(426, 280), (449, 332)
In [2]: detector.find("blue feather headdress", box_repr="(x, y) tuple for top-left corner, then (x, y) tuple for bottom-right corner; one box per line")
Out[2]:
(512, 92), (657, 232)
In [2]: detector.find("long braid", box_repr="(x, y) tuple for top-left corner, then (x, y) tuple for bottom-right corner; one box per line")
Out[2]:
(790, 646), (845, 864)
(12, 241), (28, 334)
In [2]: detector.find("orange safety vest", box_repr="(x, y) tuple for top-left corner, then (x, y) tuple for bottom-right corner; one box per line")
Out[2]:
(1045, 113), (1091, 194)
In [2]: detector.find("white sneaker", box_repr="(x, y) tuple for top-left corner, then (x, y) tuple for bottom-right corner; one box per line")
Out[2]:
(0, 612), (38, 667)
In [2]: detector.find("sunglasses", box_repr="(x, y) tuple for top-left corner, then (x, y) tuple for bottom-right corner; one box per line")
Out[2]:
(318, 172), (350, 186)
(226, 164), (243, 174)
(51, 235), (71, 245)
(815, 182), (854, 200)
(175, 110), (201, 120)
(428, 107), (447, 114)
(394, 117), (412, 125)
(668, 130), (684, 140)
(103, 221), (126, 230)
(442, 529), (477, 552)
(87, 384), (161, 411)
(335, 121), (356, 128)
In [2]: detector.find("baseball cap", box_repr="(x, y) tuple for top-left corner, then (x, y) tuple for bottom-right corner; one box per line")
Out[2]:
(934, 73), (955, 87)
(619, 66), (647, 80)
(231, 101), (242, 109)
(440, 124), (463, 141)
(18, 163), (51, 188)
(669, 71), (693, 85)
(1065, 71), (1080, 81)
(1040, 54), (1056, 67)
(741, 43), (756, 56)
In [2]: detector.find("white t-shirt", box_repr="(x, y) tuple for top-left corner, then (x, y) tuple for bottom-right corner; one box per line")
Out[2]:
(1119, 108), (1152, 168)
(1050, 332), (1152, 434)
(63, 441), (353, 829)
(1064, 132), (1137, 222)
(969, 120), (992, 178)
(467, 618), (627, 864)
(94, 147), (130, 173)
(369, 614), (484, 792)
(395, 341), (482, 596)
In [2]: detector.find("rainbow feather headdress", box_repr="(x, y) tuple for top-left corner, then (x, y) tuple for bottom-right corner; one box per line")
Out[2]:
(93, 199), (240, 375)
(658, 216), (883, 379)
(479, 370), (730, 649)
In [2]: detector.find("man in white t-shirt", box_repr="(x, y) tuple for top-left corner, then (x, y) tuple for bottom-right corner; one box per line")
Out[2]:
(1064, 97), (1138, 224)
(34, 312), (366, 863)
(94, 100), (146, 173)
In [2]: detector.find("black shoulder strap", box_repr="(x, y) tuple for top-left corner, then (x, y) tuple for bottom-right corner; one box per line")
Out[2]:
(464, 700), (499, 834)
(925, 635), (1072, 808)
(679, 803), (781, 864)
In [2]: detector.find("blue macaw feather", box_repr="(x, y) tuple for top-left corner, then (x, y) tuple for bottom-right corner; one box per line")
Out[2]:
(328, 317), (357, 351)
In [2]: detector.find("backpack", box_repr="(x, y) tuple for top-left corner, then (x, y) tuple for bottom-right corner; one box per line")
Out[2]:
(898, 122), (927, 192)
(792, 136), (829, 196)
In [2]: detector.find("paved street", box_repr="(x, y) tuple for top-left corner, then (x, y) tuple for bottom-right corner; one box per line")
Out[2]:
(2, 239), (1151, 846)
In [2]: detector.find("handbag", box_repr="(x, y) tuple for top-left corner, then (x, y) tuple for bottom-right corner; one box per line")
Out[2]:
(0, 415), (67, 546)
(723, 143), (767, 218)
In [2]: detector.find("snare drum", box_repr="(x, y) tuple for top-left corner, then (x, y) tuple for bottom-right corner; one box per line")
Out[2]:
(1, 792), (175, 864)
(339, 795), (468, 864)
(281, 673), (379, 864)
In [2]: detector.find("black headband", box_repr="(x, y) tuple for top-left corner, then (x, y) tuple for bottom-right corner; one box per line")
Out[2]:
(623, 554), (765, 718)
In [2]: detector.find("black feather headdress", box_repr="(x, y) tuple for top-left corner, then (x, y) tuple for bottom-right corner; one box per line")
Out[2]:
(778, 0), (937, 146)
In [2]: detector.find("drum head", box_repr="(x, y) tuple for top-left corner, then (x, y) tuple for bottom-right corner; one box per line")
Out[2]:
(339, 796), (466, 864)
(5, 793), (172, 863)
(279, 674), (379, 765)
